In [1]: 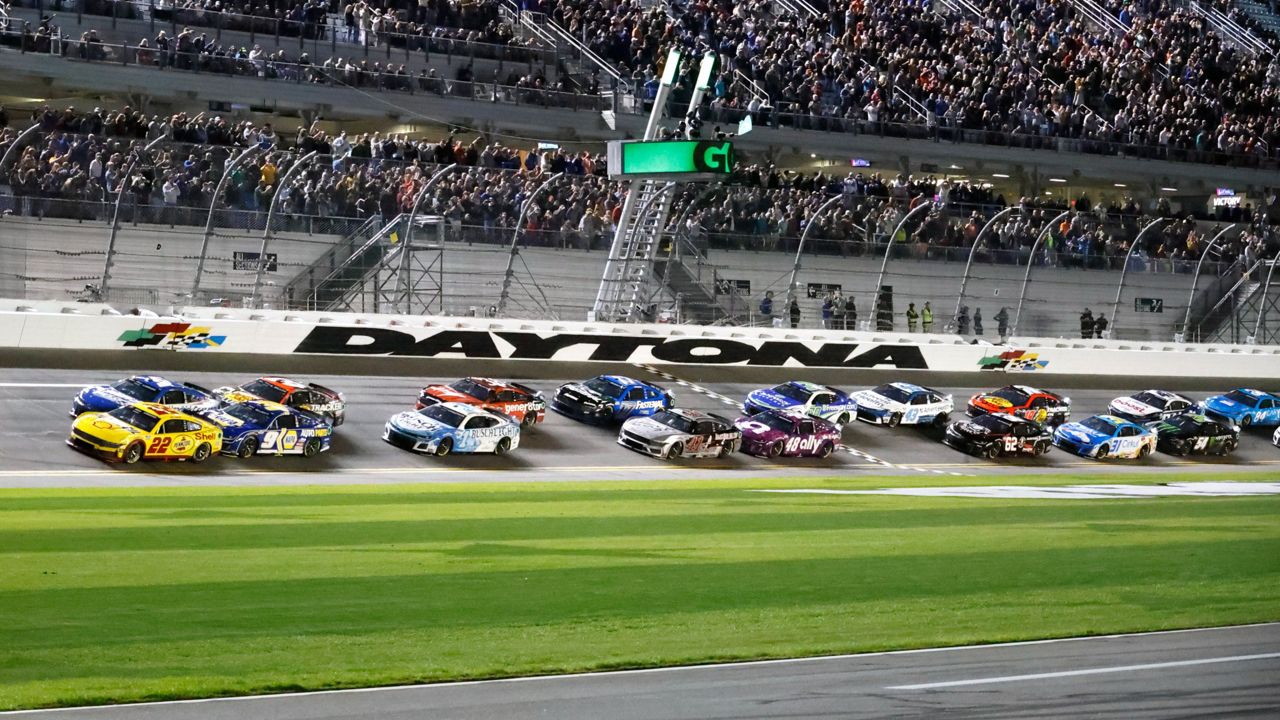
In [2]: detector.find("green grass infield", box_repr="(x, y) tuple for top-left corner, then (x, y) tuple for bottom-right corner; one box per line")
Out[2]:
(2, 474), (1278, 709)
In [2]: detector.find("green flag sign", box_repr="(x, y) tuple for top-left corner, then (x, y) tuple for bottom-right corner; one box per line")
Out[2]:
(607, 140), (735, 178)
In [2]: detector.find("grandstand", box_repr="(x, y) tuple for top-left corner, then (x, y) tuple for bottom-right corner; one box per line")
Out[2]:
(1, 0), (1278, 342)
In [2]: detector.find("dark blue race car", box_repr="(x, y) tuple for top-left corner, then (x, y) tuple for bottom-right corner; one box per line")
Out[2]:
(71, 375), (219, 417)
(551, 375), (674, 424)
(199, 400), (333, 458)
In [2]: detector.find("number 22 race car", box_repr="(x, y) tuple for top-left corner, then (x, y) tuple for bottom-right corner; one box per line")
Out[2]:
(68, 402), (222, 464)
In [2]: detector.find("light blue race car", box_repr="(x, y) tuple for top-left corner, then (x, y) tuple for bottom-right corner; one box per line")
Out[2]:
(1052, 414), (1157, 460)
(743, 380), (858, 424)
(199, 400), (332, 458)
(383, 401), (521, 456)
(1199, 388), (1280, 428)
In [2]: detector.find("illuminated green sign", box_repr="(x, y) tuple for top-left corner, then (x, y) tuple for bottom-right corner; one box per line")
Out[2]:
(607, 140), (736, 178)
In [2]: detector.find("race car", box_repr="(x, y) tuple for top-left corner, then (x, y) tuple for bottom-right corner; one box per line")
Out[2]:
(1199, 388), (1280, 428)
(383, 401), (520, 456)
(1147, 413), (1240, 456)
(213, 377), (346, 426)
(70, 375), (219, 417)
(417, 377), (545, 427)
(1274, 425), (1279, 448)
(742, 381), (858, 425)
(943, 413), (1053, 458)
(734, 408), (842, 458)
(1107, 389), (1195, 423)
(967, 385), (1071, 427)
(67, 402), (222, 464)
(199, 400), (333, 458)
(617, 409), (741, 459)
(1052, 414), (1157, 460)
(552, 375), (673, 424)
(852, 383), (954, 427)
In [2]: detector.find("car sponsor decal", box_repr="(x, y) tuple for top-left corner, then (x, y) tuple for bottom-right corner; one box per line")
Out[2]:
(978, 349), (1048, 371)
(118, 323), (227, 350)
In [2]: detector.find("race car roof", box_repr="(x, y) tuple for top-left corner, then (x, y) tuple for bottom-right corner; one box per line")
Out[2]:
(261, 377), (305, 390)
(1010, 384), (1047, 396)
(128, 375), (180, 391)
(889, 382), (930, 394)
(598, 374), (642, 387)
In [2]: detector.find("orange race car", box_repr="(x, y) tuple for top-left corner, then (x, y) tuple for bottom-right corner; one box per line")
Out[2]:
(967, 385), (1072, 427)
(417, 377), (546, 427)
(212, 377), (347, 426)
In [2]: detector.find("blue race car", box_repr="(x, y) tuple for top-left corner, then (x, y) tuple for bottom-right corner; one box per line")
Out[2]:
(383, 401), (521, 456)
(551, 375), (673, 424)
(71, 375), (219, 417)
(199, 400), (332, 458)
(1052, 414), (1157, 460)
(1199, 388), (1280, 428)
(744, 380), (858, 424)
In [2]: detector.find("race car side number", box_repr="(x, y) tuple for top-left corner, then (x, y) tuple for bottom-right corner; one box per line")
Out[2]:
(262, 429), (299, 451)
(148, 437), (172, 454)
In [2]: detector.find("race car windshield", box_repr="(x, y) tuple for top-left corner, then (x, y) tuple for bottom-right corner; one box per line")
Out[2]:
(1131, 391), (1170, 408)
(450, 378), (491, 401)
(241, 380), (287, 403)
(107, 406), (158, 432)
(989, 387), (1030, 405)
(1223, 390), (1258, 405)
(110, 379), (156, 400)
(652, 411), (695, 434)
(419, 404), (467, 427)
(771, 383), (813, 402)
(1161, 415), (1199, 432)
(971, 415), (1011, 433)
(584, 377), (625, 399)
(755, 413), (796, 432)
(224, 403), (276, 426)
(1080, 417), (1119, 434)
(871, 384), (913, 404)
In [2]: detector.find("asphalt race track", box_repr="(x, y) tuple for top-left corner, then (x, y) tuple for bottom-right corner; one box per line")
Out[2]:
(2, 366), (1279, 487)
(3, 624), (1278, 719)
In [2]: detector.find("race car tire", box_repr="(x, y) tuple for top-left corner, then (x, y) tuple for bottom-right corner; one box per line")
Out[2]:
(1033, 441), (1049, 456)
(718, 440), (737, 458)
(1138, 443), (1152, 458)
(1241, 415), (1253, 427)
(435, 438), (453, 457)
(983, 444), (1000, 459)
(836, 413), (849, 426)
(238, 437), (259, 459)
(1220, 438), (1237, 455)
(1096, 443), (1110, 458)
(302, 438), (322, 458)
(666, 441), (684, 460)
(520, 412), (536, 429)
(494, 437), (511, 455)
(191, 443), (212, 464)
(818, 442), (834, 459)
(767, 440), (784, 458)
(887, 413), (902, 428)
(1171, 439), (1188, 455)
(122, 442), (144, 465)
(933, 413), (950, 428)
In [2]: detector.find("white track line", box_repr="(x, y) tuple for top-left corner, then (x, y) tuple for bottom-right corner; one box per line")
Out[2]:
(887, 652), (1280, 690)
(3, 623), (1274, 715)
(634, 364), (970, 477)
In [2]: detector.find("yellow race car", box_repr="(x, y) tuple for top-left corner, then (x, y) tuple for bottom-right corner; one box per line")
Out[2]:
(68, 402), (222, 464)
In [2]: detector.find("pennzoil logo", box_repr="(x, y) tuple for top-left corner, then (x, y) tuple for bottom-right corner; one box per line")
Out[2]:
(978, 349), (1048, 371)
(118, 323), (227, 349)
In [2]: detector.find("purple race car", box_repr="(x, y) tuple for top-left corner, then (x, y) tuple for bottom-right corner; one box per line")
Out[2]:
(734, 409), (842, 458)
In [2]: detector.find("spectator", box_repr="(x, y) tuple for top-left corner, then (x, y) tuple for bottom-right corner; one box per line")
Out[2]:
(789, 297), (800, 329)
(1094, 313), (1109, 339)
(973, 308), (984, 337)
(844, 294), (857, 330)
(759, 290), (773, 325)
(1080, 309), (1095, 339)
(956, 306), (971, 335)
(906, 302), (919, 332)
(994, 307), (1010, 340)
(921, 301), (933, 333)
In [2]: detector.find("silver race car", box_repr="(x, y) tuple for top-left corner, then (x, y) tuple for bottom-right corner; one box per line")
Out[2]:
(617, 409), (741, 459)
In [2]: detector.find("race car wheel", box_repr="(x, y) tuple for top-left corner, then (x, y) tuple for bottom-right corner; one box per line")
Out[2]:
(933, 413), (950, 428)
(1241, 415), (1252, 427)
(818, 442), (834, 459)
(302, 438), (322, 458)
(983, 444), (1000, 459)
(1033, 441), (1049, 456)
(1096, 443), (1110, 458)
(1171, 439), (1188, 455)
(887, 413), (902, 428)
(435, 438), (453, 457)
(666, 441), (684, 460)
(767, 440), (784, 458)
(238, 436), (259, 459)
(494, 437), (511, 455)
(520, 412), (536, 429)
(718, 440), (737, 458)
(191, 443), (212, 464)
(122, 442), (144, 465)
(836, 413), (849, 426)
(1138, 443), (1152, 459)
(1220, 438), (1237, 455)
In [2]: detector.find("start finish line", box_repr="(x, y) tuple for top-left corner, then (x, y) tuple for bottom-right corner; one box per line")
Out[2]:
(753, 482), (1280, 500)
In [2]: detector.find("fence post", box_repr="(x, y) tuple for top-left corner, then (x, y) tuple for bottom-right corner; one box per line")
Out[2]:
(869, 200), (932, 331)
(250, 151), (317, 308)
(785, 193), (844, 308)
(101, 134), (168, 301)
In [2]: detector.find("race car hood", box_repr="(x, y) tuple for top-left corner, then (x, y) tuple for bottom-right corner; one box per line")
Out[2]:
(557, 382), (612, 405)
(621, 417), (682, 441)
(1202, 396), (1248, 416)
(388, 411), (452, 438)
(214, 387), (261, 404)
(970, 394), (1015, 411)
(1055, 423), (1107, 444)
(1110, 397), (1158, 417)
(198, 408), (259, 439)
(420, 385), (477, 405)
(951, 421), (996, 437)
(72, 413), (147, 444)
(733, 418), (789, 442)
(745, 389), (795, 410)
(851, 390), (894, 410)
(77, 386), (141, 411)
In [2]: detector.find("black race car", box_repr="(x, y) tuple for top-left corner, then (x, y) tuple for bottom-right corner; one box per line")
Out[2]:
(1148, 413), (1240, 456)
(943, 413), (1053, 459)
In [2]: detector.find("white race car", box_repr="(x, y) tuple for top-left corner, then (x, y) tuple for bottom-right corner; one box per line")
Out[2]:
(852, 382), (954, 427)
(1107, 389), (1195, 423)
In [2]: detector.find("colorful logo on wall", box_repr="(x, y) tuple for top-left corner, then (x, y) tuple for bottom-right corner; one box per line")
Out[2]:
(978, 349), (1048, 371)
(118, 323), (227, 349)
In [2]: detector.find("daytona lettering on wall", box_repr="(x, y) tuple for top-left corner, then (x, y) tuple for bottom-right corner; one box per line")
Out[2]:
(292, 327), (929, 369)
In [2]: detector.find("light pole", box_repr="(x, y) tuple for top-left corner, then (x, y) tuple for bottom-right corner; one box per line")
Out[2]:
(1109, 217), (1171, 338)
(1179, 223), (1237, 340)
(1011, 210), (1071, 337)
(869, 199), (933, 331)
(785, 193), (845, 308)
(100, 133), (171, 301)
(954, 206), (1022, 325)
(496, 172), (565, 316)
(250, 150), (318, 308)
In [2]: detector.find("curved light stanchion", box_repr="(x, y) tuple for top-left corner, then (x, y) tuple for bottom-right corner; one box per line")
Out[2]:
(1011, 210), (1071, 337)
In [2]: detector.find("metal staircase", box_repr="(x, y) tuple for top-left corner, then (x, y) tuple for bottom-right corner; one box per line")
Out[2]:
(593, 181), (676, 322)
(1205, 257), (1280, 344)
(653, 232), (751, 325)
(284, 215), (408, 311)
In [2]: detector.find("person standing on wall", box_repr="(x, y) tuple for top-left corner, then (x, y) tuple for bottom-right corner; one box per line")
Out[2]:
(821, 293), (834, 329)
(921, 301), (933, 333)
(956, 306), (971, 335)
(994, 306), (1010, 340)
(831, 290), (846, 330)
(1094, 313), (1109, 339)
(759, 291), (774, 326)
(1080, 308), (1095, 339)
(973, 307), (984, 336)
(845, 293), (858, 330)
(906, 302), (919, 332)
(790, 298), (801, 328)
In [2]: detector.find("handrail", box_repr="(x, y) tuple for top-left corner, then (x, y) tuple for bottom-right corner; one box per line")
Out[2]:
(1191, 1), (1273, 56)
(1191, 257), (1262, 341)
(538, 13), (628, 91)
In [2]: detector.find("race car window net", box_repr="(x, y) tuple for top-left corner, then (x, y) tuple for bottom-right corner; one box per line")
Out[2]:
(771, 383), (812, 402)
(752, 413), (794, 433)
(652, 410), (695, 434)
(584, 377), (625, 399)
(241, 380), (288, 403)
(225, 404), (275, 427)
(1164, 415), (1200, 432)
(420, 405), (468, 428)
(108, 405), (159, 432)
(111, 379), (155, 401)
(871, 384), (913, 404)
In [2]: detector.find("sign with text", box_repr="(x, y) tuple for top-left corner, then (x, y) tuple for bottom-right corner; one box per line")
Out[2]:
(607, 140), (735, 178)
(1134, 297), (1164, 313)
(232, 251), (277, 272)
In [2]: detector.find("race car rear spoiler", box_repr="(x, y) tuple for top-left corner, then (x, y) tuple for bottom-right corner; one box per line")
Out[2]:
(183, 381), (215, 395)
(306, 382), (343, 399)
(509, 381), (544, 398)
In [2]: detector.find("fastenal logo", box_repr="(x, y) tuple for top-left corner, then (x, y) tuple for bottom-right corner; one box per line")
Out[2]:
(978, 349), (1048, 371)
(118, 323), (227, 349)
